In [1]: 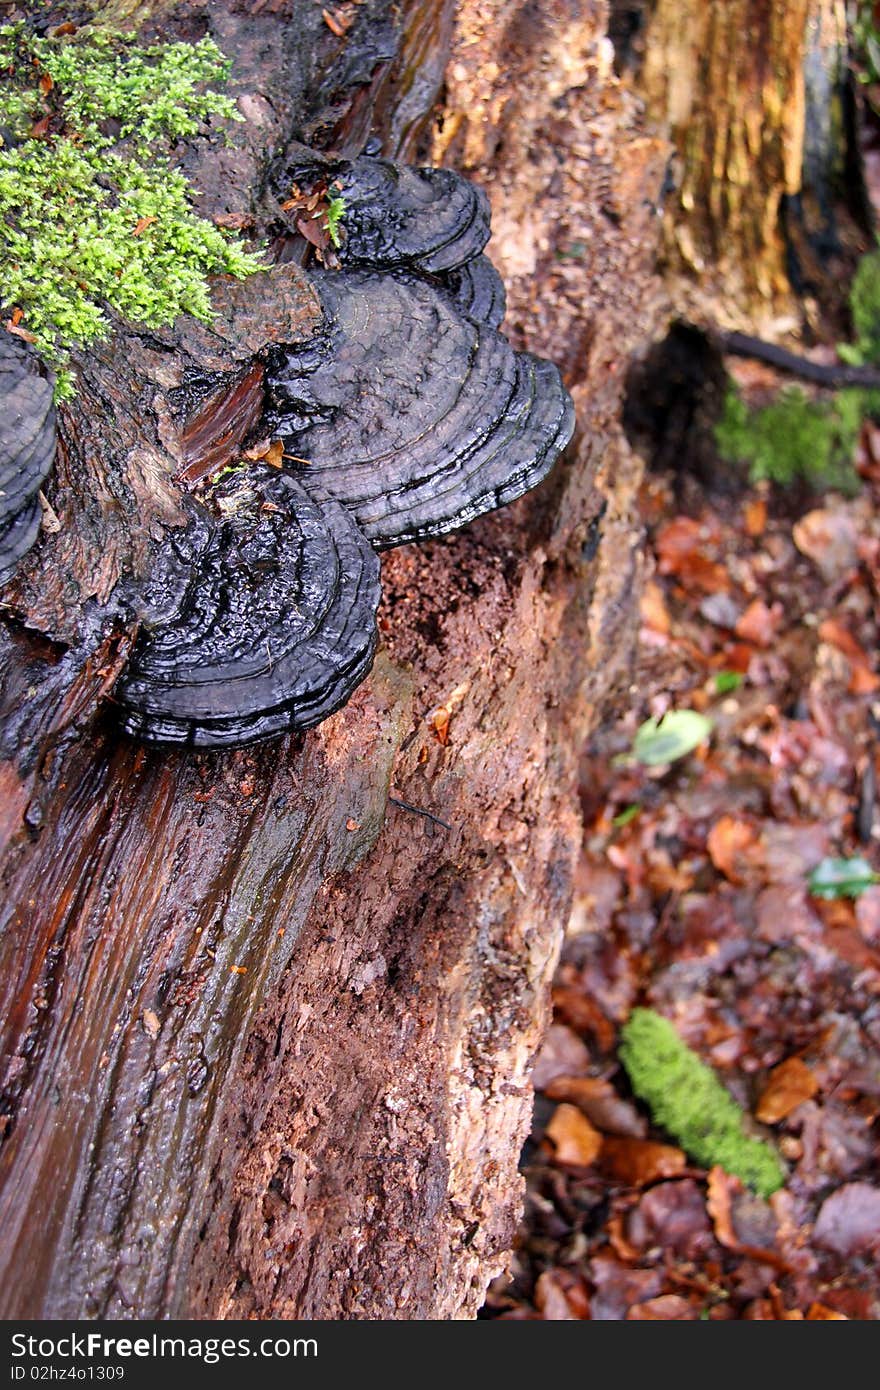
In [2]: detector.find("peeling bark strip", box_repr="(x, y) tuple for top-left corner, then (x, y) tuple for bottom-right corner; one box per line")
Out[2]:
(642, 0), (839, 308)
(0, 0), (665, 1318)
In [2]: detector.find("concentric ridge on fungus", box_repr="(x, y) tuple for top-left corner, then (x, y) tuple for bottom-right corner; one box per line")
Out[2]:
(0, 329), (56, 586)
(115, 468), (381, 747)
(330, 156), (493, 274)
(264, 268), (574, 549)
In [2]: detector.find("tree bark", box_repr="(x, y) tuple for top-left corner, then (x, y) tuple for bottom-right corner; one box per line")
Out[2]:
(642, 0), (847, 320)
(0, 0), (666, 1318)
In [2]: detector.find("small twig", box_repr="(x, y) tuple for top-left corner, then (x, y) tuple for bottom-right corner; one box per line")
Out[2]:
(388, 795), (453, 831)
(715, 329), (880, 390)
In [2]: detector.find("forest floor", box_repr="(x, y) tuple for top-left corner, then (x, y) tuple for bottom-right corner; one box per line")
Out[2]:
(484, 379), (880, 1320)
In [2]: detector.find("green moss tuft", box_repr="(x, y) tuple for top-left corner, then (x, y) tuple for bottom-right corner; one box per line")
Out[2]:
(619, 1008), (786, 1198)
(847, 248), (880, 367)
(0, 22), (261, 389)
(715, 382), (865, 493)
(324, 188), (346, 250)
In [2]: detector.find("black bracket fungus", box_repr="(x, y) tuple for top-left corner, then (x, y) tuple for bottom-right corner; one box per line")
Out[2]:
(0, 329), (56, 587)
(443, 254), (507, 332)
(264, 267), (574, 549)
(331, 156), (493, 274)
(114, 467), (381, 748)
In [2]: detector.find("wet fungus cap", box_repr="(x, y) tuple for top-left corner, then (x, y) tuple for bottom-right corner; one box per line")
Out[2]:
(264, 269), (575, 549)
(115, 468), (381, 748)
(332, 157), (492, 274)
(0, 329), (56, 586)
(442, 255), (507, 331)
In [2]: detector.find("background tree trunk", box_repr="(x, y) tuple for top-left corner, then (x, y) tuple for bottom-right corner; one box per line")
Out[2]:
(642, 0), (848, 324)
(0, 0), (666, 1318)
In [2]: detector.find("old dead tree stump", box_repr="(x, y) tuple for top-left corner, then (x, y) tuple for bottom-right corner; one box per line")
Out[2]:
(0, 0), (665, 1318)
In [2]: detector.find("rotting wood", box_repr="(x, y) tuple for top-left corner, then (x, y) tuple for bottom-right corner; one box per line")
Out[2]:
(0, 0), (666, 1318)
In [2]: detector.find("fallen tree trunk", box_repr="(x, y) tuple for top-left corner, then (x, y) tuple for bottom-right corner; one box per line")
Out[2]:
(0, 0), (666, 1318)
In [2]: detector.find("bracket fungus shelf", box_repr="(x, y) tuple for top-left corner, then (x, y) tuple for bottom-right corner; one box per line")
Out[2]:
(1, 157), (574, 749)
(115, 468), (381, 748)
(0, 331), (56, 587)
(264, 267), (574, 549)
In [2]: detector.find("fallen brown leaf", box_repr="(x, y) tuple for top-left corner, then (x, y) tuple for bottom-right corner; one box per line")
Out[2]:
(4, 321), (36, 343)
(544, 1073), (646, 1137)
(551, 988), (616, 1053)
(600, 1136), (686, 1185)
(792, 508), (858, 581)
(743, 497), (767, 537)
(213, 211), (254, 231)
(756, 1057), (819, 1124)
(707, 814), (760, 884)
(735, 598), (782, 648)
(627, 1294), (697, 1320)
(534, 1269), (590, 1320)
(544, 1103), (602, 1167)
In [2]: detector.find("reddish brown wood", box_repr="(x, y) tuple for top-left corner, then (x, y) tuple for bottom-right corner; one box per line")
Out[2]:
(0, 0), (665, 1318)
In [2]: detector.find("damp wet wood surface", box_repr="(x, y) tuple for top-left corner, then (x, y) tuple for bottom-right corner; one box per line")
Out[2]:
(0, 0), (667, 1317)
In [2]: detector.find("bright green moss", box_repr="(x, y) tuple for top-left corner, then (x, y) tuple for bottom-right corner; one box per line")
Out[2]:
(619, 1008), (786, 1198)
(715, 382), (865, 493)
(325, 189), (346, 250)
(0, 22), (261, 392)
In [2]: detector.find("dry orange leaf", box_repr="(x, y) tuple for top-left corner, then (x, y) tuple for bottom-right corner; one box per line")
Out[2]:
(819, 617), (867, 662)
(627, 1295), (697, 1320)
(735, 598), (782, 648)
(849, 663), (880, 695)
(132, 215), (157, 236)
(818, 618), (880, 693)
(544, 1103), (602, 1167)
(706, 1167), (790, 1270)
(756, 1056), (819, 1124)
(719, 641), (754, 675)
(4, 321), (36, 343)
(600, 1136), (686, 1185)
(743, 497), (767, 537)
(655, 516), (729, 594)
(550, 990), (615, 1051)
(707, 814), (759, 884)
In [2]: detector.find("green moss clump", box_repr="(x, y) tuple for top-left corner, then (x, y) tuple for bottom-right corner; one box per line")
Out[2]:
(619, 1008), (786, 1198)
(0, 23), (262, 394)
(715, 382), (865, 493)
(846, 248), (880, 367)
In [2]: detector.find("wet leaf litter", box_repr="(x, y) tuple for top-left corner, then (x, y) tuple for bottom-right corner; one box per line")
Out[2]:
(485, 448), (880, 1321)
